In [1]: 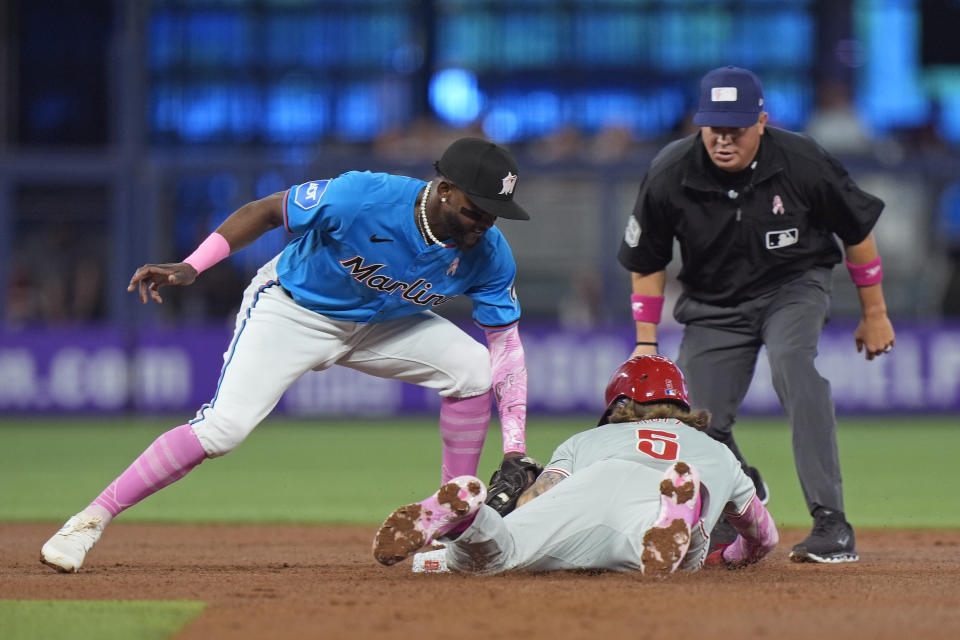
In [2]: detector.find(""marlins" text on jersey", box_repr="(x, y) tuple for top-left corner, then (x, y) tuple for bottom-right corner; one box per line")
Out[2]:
(339, 255), (453, 307)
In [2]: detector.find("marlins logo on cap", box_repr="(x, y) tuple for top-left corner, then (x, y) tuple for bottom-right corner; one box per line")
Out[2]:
(435, 138), (531, 221)
(499, 172), (517, 196)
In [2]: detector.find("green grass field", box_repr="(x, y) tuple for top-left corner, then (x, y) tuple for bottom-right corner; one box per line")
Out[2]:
(0, 601), (205, 640)
(1, 414), (957, 528)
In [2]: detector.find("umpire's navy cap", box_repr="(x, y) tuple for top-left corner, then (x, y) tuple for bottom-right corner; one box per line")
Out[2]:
(692, 66), (764, 128)
(435, 137), (530, 220)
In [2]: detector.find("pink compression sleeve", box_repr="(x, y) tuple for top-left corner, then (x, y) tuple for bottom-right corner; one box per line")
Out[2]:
(721, 495), (780, 565)
(485, 326), (528, 454)
(183, 232), (231, 274)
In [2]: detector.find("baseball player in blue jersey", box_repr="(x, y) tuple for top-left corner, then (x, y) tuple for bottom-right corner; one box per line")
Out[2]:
(372, 355), (779, 575)
(40, 137), (533, 573)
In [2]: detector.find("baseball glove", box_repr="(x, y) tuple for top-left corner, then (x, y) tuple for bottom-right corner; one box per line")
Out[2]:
(485, 455), (543, 517)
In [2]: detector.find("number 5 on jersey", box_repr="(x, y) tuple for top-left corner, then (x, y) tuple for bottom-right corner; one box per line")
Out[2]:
(636, 429), (679, 461)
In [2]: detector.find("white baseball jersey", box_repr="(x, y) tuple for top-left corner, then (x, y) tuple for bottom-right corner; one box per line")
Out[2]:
(444, 418), (757, 574)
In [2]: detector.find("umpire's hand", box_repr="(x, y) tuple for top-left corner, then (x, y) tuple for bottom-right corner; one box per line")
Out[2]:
(854, 312), (895, 360)
(128, 262), (199, 304)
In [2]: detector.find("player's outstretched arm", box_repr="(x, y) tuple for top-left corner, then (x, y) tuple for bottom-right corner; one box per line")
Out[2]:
(127, 262), (199, 304)
(213, 191), (285, 253)
(707, 495), (779, 567)
(515, 470), (565, 509)
(629, 270), (666, 357)
(127, 192), (285, 305)
(845, 234), (895, 360)
(485, 326), (528, 456)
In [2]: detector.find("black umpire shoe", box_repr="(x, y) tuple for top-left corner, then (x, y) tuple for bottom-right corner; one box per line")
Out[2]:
(708, 464), (770, 553)
(789, 508), (859, 563)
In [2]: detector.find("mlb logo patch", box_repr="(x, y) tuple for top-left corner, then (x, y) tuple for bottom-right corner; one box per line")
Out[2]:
(664, 389), (677, 397)
(711, 87), (738, 102)
(294, 180), (329, 210)
(765, 228), (799, 250)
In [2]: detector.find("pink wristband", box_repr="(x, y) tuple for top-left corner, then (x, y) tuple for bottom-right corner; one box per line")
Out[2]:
(846, 256), (882, 287)
(183, 232), (231, 274)
(630, 294), (665, 324)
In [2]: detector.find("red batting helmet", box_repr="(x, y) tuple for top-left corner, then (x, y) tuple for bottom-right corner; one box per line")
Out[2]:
(603, 355), (690, 411)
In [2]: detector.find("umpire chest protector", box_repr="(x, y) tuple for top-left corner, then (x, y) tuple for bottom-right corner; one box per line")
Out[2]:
(618, 127), (884, 306)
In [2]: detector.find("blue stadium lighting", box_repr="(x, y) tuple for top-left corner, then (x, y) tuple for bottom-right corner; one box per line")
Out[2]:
(430, 69), (482, 126)
(337, 85), (379, 141)
(939, 93), (960, 143)
(482, 108), (520, 143)
(266, 84), (327, 143)
(181, 89), (227, 142)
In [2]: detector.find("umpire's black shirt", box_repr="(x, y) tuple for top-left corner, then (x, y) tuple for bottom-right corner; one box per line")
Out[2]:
(617, 127), (884, 306)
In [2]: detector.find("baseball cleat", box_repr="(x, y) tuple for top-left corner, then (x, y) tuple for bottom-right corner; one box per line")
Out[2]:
(373, 475), (486, 567)
(640, 461), (702, 575)
(40, 512), (106, 573)
(789, 508), (859, 564)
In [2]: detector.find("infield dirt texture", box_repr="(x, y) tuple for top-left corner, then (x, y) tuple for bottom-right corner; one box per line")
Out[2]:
(3, 417), (959, 638)
(4, 524), (959, 639)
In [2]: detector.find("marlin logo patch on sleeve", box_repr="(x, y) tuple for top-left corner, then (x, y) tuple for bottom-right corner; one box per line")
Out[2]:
(294, 180), (329, 210)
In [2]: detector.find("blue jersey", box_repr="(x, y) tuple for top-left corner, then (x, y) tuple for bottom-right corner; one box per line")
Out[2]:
(276, 171), (521, 329)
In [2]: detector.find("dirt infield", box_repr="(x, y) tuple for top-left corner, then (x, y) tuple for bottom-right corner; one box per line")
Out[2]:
(3, 524), (959, 639)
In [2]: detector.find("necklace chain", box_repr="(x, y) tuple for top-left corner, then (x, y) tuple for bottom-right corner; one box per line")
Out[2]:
(419, 182), (444, 247)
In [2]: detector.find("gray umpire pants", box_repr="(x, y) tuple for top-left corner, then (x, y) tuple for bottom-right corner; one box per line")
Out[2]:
(674, 266), (843, 515)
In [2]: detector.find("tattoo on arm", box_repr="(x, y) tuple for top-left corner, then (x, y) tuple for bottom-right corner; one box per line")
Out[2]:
(515, 470), (565, 509)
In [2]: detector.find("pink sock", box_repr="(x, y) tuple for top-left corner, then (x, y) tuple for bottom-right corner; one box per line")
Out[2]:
(438, 393), (491, 483)
(86, 424), (208, 524)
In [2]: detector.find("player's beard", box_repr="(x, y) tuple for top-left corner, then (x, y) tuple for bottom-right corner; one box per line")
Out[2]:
(439, 210), (484, 252)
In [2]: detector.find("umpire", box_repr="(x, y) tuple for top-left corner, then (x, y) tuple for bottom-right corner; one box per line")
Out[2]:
(617, 66), (895, 564)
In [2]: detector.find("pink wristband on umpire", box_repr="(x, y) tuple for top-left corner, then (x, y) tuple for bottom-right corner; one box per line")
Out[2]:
(183, 232), (231, 274)
(846, 256), (883, 287)
(630, 294), (665, 324)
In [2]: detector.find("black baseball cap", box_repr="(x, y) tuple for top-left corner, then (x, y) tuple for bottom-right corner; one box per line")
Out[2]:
(434, 137), (530, 220)
(692, 66), (764, 128)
